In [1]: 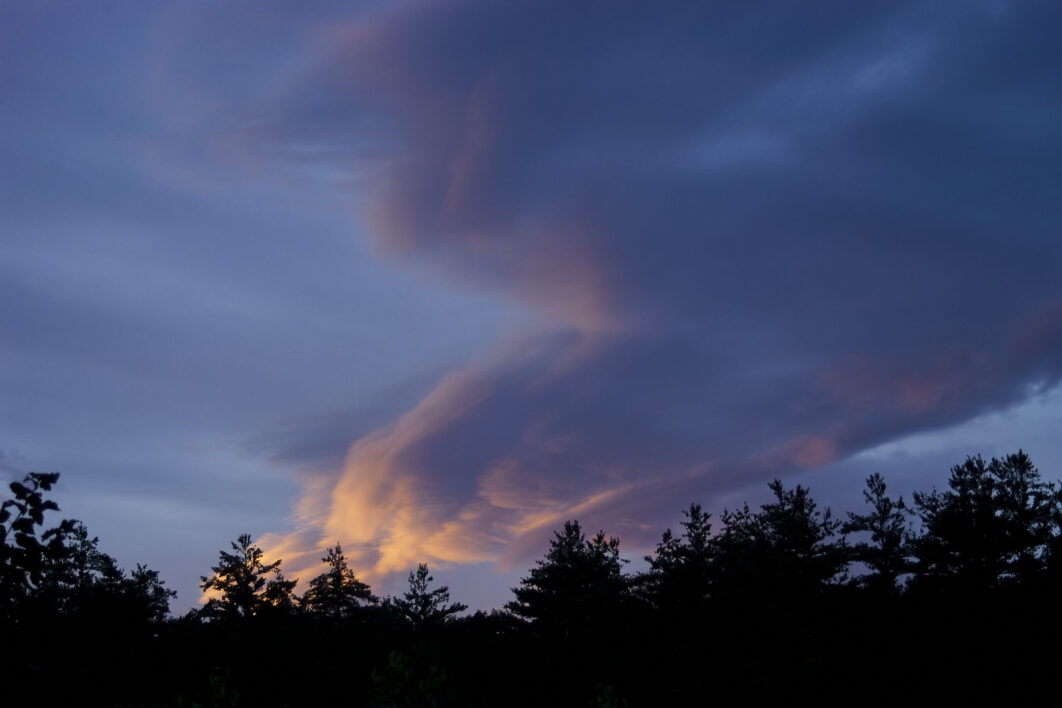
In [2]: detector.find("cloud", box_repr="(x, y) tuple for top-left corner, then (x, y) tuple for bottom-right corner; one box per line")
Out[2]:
(195, 0), (1062, 582)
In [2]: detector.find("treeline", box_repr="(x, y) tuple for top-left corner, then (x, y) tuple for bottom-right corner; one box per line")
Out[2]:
(3, 451), (1062, 705)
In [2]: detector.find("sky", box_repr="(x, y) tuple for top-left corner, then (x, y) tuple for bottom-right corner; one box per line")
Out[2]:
(2, 0), (1062, 614)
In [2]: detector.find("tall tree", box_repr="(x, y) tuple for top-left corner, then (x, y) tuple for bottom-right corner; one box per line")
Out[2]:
(392, 563), (466, 629)
(642, 503), (713, 613)
(2, 473), (174, 626)
(843, 473), (909, 594)
(39, 521), (124, 614)
(33, 521), (177, 624)
(507, 520), (629, 636)
(301, 544), (376, 618)
(713, 480), (845, 602)
(991, 450), (1061, 584)
(200, 533), (296, 620)
(911, 451), (1060, 593)
(125, 563), (177, 623)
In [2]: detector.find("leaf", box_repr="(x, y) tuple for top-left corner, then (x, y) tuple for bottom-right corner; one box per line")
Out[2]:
(32, 472), (60, 489)
(15, 532), (42, 551)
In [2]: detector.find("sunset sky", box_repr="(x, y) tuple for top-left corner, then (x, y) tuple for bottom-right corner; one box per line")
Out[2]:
(3, 0), (1062, 613)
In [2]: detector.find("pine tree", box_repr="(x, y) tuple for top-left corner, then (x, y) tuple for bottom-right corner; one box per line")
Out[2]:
(301, 544), (376, 618)
(126, 563), (176, 623)
(507, 520), (628, 636)
(643, 503), (713, 613)
(712, 480), (845, 602)
(911, 451), (1060, 593)
(39, 521), (124, 614)
(199, 533), (296, 620)
(843, 473), (909, 594)
(392, 563), (466, 628)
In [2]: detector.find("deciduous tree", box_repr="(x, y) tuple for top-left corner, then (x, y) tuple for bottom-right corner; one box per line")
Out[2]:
(0, 472), (76, 620)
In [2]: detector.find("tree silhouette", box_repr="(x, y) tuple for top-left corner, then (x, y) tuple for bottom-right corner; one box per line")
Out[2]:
(39, 521), (124, 613)
(2, 473), (174, 629)
(301, 544), (377, 618)
(199, 533), (296, 620)
(126, 563), (177, 623)
(642, 502), (713, 613)
(392, 563), (466, 629)
(991, 450), (1061, 584)
(843, 473), (909, 594)
(0, 472), (76, 621)
(713, 480), (845, 602)
(8, 451), (1062, 705)
(507, 520), (628, 635)
(30, 520), (177, 626)
(911, 451), (1061, 593)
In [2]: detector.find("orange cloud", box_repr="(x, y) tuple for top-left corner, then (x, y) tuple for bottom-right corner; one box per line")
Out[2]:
(254, 340), (644, 593)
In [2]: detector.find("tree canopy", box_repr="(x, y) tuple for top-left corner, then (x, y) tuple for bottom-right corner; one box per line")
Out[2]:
(199, 533), (296, 620)
(301, 544), (377, 618)
(910, 451), (1061, 593)
(643, 502), (713, 613)
(843, 473), (910, 594)
(7, 452), (1062, 705)
(507, 520), (628, 635)
(1, 472), (74, 619)
(711, 479), (846, 602)
(392, 563), (466, 628)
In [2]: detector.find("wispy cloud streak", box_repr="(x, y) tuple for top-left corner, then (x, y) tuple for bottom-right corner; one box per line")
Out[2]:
(166, 0), (1062, 580)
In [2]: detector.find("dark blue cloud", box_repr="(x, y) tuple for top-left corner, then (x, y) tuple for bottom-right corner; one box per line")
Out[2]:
(220, 0), (1062, 575)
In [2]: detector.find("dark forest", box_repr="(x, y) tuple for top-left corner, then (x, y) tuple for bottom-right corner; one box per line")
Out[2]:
(3, 450), (1060, 706)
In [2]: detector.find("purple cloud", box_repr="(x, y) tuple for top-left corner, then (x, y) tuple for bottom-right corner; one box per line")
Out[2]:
(149, 0), (1062, 580)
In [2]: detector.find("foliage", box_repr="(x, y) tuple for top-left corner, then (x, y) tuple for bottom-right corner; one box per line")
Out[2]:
(2, 473), (176, 628)
(368, 650), (453, 708)
(391, 563), (466, 629)
(0, 472), (76, 619)
(910, 450), (1061, 592)
(593, 683), (629, 708)
(843, 473), (910, 593)
(1, 472), (177, 707)
(713, 480), (846, 601)
(127, 562), (178, 623)
(642, 502), (713, 612)
(507, 520), (629, 634)
(199, 533), (296, 620)
(9, 451), (1062, 705)
(36, 521), (124, 616)
(301, 544), (377, 618)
